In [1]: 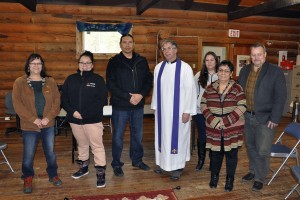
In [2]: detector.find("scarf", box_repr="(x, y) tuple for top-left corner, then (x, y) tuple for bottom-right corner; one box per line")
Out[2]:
(157, 59), (181, 154)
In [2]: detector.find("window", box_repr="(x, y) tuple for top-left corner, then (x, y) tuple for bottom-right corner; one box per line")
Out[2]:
(82, 31), (121, 54)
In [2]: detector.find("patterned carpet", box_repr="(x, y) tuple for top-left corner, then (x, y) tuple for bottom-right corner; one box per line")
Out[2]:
(69, 189), (178, 200)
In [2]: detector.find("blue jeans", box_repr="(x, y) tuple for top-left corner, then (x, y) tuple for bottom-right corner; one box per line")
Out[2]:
(194, 114), (206, 143)
(22, 126), (58, 179)
(244, 113), (275, 183)
(111, 108), (144, 168)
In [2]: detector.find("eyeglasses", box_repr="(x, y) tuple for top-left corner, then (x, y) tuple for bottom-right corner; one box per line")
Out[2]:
(161, 46), (176, 52)
(218, 69), (231, 73)
(78, 62), (92, 66)
(29, 63), (42, 67)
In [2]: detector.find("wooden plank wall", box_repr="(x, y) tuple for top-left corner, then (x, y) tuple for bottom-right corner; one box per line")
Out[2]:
(0, 2), (300, 113)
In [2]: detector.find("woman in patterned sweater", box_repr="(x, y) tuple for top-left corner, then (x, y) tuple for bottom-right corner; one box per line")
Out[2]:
(201, 60), (246, 192)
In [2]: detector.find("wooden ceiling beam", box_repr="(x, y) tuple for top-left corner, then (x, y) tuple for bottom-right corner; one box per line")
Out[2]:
(228, 0), (300, 20)
(38, 0), (82, 5)
(227, 0), (241, 12)
(182, 0), (194, 10)
(1, 0), (298, 19)
(136, 0), (160, 15)
(18, 0), (37, 11)
(38, 0), (134, 6)
(264, 9), (300, 18)
(153, 1), (226, 12)
(135, 0), (141, 6)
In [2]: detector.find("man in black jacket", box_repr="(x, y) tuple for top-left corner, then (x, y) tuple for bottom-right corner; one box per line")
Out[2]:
(238, 43), (287, 191)
(106, 34), (153, 177)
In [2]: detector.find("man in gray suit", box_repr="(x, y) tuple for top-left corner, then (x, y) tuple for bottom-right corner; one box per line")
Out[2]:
(238, 42), (287, 191)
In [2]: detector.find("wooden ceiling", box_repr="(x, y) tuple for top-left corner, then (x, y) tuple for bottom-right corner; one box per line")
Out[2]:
(3, 0), (300, 20)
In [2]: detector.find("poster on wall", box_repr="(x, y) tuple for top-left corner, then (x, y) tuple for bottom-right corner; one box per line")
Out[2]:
(236, 55), (251, 76)
(278, 51), (287, 66)
(202, 46), (226, 63)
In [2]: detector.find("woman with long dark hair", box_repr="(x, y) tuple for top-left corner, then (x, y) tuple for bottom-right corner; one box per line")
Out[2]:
(194, 51), (219, 171)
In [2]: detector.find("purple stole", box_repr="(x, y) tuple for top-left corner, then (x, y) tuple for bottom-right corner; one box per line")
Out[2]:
(157, 59), (181, 154)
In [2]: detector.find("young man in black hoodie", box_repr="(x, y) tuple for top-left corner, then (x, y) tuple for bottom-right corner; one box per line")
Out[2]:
(106, 34), (153, 177)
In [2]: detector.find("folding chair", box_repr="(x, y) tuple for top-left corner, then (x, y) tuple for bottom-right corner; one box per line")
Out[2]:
(55, 108), (69, 136)
(4, 91), (21, 136)
(285, 166), (300, 199)
(268, 122), (300, 185)
(72, 134), (77, 163)
(103, 105), (112, 134)
(0, 141), (14, 173)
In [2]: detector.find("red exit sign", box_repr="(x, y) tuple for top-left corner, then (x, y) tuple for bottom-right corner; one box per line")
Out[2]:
(228, 29), (240, 38)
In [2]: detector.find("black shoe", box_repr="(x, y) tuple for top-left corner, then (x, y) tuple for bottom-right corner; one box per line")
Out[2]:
(209, 173), (219, 188)
(252, 181), (263, 191)
(113, 167), (124, 177)
(170, 169), (183, 180)
(95, 166), (106, 188)
(170, 175), (180, 180)
(242, 172), (255, 182)
(225, 175), (234, 192)
(154, 167), (163, 174)
(133, 162), (150, 171)
(72, 166), (89, 179)
(195, 160), (204, 171)
(72, 159), (90, 179)
(196, 140), (206, 171)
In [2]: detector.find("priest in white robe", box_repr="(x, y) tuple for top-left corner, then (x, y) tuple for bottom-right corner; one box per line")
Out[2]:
(151, 39), (197, 180)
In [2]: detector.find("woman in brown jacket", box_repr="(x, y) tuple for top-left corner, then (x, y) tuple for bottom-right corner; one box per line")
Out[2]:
(12, 53), (61, 194)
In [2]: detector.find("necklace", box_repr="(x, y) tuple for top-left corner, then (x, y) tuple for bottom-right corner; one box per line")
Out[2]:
(219, 81), (230, 95)
(219, 81), (231, 103)
(27, 76), (46, 88)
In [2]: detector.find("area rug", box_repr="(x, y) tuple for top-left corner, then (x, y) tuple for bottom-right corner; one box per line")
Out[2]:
(70, 189), (178, 200)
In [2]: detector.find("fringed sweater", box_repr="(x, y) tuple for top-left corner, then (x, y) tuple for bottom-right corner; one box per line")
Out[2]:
(201, 79), (247, 151)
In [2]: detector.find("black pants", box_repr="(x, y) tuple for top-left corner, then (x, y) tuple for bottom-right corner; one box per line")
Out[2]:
(210, 138), (238, 177)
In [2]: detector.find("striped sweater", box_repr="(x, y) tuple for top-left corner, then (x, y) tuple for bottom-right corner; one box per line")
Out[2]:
(201, 79), (247, 151)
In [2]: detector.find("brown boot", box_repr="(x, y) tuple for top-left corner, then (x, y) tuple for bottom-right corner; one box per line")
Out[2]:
(23, 176), (33, 194)
(49, 176), (62, 186)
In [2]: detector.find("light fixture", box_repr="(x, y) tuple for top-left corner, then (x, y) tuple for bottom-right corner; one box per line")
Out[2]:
(266, 40), (273, 46)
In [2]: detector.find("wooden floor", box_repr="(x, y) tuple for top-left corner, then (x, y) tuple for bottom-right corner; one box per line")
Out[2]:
(0, 117), (299, 200)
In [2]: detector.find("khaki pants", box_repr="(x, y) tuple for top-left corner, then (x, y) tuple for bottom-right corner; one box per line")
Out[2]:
(70, 122), (106, 166)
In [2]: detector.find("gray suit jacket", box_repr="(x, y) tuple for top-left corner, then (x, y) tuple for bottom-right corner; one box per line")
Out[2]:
(238, 62), (287, 124)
